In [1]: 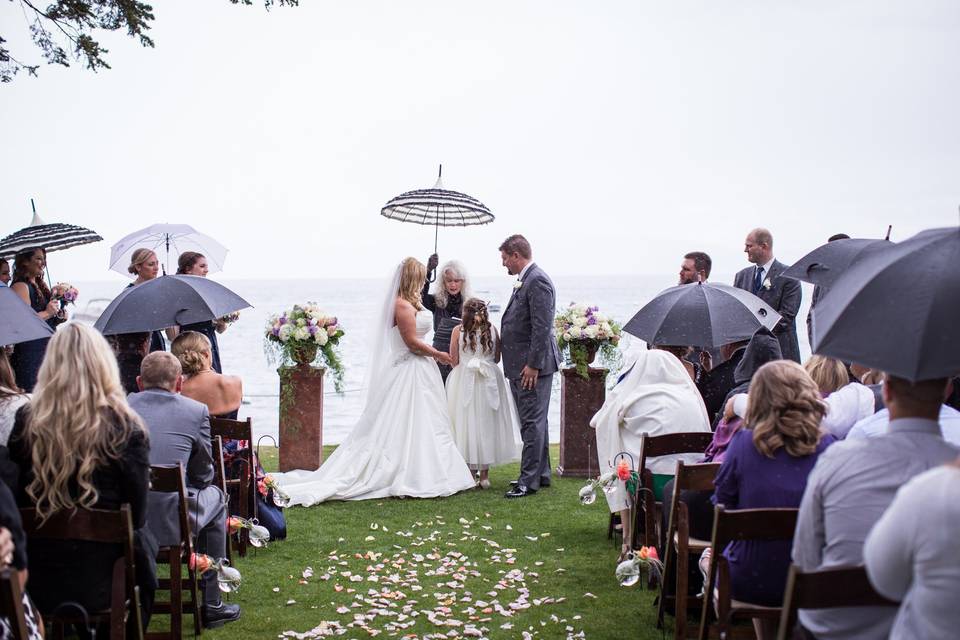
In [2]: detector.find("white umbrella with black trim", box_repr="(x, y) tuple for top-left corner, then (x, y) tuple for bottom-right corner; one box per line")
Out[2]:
(0, 199), (102, 259)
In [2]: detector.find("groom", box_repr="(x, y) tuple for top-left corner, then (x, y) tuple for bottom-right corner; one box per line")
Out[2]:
(499, 234), (562, 498)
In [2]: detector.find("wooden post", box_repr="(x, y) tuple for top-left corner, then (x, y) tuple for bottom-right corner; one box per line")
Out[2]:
(558, 367), (607, 478)
(278, 365), (325, 472)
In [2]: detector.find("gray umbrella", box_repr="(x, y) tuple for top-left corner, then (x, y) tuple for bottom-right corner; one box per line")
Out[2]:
(623, 282), (781, 348)
(812, 226), (960, 381)
(94, 275), (251, 335)
(0, 286), (54, 345)
(782, 237), (893, 289)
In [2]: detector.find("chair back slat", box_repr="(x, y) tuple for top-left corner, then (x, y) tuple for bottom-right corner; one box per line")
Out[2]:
(777, 564), (899, 640)
(21, 505), (132, 545)
(639, 432), (714, 466)
(149, 463), (192, 554)
(0, 568), (29, 640)
(210, 416), (253, 442)
(712, 505), (799, 547)
(675, 461), (721, 493)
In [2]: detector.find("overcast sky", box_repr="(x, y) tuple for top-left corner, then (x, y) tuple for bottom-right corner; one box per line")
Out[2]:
(1, 0), (957, 281)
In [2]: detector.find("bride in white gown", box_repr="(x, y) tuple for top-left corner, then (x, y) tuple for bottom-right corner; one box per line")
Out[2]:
(273, 258), (476, 506)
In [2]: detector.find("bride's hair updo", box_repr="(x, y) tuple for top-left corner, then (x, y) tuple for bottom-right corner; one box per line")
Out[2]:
(398, 258), (426, 310)
(461, 298), (494, 355)
(171, 331), (212, 375)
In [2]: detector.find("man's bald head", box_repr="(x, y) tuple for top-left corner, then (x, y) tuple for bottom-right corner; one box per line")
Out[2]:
(138, 351), (182, 392)
(744, 228), (774, 265)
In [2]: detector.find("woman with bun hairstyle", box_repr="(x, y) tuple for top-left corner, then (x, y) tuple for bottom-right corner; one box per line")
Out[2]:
(170, 331), (242, 419)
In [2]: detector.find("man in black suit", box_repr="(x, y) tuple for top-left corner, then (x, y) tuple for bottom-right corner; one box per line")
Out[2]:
(733, 228), (802, 362)
(696, 340), (749, 424)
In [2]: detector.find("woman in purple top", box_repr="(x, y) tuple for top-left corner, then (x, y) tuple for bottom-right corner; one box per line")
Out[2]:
(711, 360), (834, 637)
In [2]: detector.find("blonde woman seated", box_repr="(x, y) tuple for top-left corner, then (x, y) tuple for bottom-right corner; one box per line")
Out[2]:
(590, 348), (711, 557)
(171, 331), (243, 420)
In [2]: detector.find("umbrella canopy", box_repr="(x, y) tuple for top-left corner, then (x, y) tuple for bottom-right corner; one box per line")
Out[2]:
(623, 282), (782, 348)
(381, 166), (494, 253)
(812, 226), (960, 381)
(0, 286), (55, 346)
(0, 208), (102, 259)
(109, 224), (228, 276)
(782, 237), (893, 289)
(94, 275), (251, 335)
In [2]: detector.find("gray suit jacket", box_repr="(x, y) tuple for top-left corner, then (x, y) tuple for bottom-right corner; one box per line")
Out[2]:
(128, 388), (220, 546)
(499, 263), (562, 380)
(733, 259), (802, 363)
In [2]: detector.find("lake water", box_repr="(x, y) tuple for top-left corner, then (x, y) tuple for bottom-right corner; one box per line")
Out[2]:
(73, 274), (813, 444)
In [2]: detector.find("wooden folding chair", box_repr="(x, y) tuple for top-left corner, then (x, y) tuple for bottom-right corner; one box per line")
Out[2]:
(209, 417), (256, 557)
(147, 463), (202, 639)
(697, 505), (799, 640)
(21, 505), (143, 640)
(0, 568), (30, 640)
(656, 461), (721, 640)
(636, 432), (714, 553)
(211, 436), (232, 565)
(776, 564), (898, 640)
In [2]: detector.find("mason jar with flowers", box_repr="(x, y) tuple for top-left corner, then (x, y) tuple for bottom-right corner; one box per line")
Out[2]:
(554, 303), (622, 379)
(264, 303), (345, 392)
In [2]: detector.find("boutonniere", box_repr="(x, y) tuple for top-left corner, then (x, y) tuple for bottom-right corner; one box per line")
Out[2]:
(513, 281), (523, 291)
(762, 277), (773, 290)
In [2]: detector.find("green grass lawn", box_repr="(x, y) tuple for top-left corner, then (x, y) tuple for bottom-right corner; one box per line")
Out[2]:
(198, 445), (668, 639)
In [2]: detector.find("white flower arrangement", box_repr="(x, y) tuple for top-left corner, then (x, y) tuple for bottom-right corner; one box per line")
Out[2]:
(554, 303), (623, 379)
(264, 303), (345, 391)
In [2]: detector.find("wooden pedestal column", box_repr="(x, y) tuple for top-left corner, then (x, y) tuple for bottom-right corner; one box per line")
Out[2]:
(278, 365), (325, 472)
(558, 367), (607, 478)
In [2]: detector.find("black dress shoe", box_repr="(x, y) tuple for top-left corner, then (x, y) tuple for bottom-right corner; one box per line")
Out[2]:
(505, 485), (537, 498)
(203, 602), (241, 628)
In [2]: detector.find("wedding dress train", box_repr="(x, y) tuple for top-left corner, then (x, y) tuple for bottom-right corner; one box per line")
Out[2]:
(273, 309), (476, 506)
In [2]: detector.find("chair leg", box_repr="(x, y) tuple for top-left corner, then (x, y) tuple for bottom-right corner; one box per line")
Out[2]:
(188, 562), (202, 636)
(675, 546), (689, 640)
(656, 540), (675, 629)
(170, 553), (182, 638)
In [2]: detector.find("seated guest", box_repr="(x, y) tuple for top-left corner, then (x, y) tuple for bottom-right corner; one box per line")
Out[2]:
(0, 481), (43, 638)
(590, 349), (711, 558)
(697, 340), (748, 424)
(792, 376), (958, 640)
(846, 379), (960, 446)
(171, 332), (242, 419)
(864, 458), (960, 640)
(127, 352), (240, 629)
(711, 360), (834, 639)
(804, 355), (849, 396)
(0, 350), (28, 446)
(107, 332), (151, 396)
(8, 323), (156, 632)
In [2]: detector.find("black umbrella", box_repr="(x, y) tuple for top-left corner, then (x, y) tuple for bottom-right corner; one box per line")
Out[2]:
(0, 286), (54, 345)
(0, 199), (102, 259)
(94, 275), (251, 335)
(782, 237), (893, 289)
(381, 165), (494, 256)
(623, 282), (781, 348)
(812, 226), (960, 381)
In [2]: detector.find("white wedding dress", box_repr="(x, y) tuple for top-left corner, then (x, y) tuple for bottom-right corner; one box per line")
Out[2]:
(273, 309), (476, 506)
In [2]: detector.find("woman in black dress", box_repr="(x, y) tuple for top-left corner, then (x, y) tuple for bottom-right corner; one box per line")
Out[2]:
(176, 252), (228, 373)
(422, 255), (472, 382)
(9, 248), (63, 392)
(7, 323), (156, 633)
(127, 248), (168, 353)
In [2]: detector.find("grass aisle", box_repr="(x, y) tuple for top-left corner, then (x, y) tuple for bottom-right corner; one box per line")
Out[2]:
(204, 445), (665, 639)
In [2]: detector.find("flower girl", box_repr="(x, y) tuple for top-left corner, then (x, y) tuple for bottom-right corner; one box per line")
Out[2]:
(446, 299), (521, 488)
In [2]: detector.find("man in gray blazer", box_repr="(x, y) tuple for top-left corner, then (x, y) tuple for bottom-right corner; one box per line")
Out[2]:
(498, 234), (562, 498)
(733, 228), (802, 362)
(128, 352), (240, 628)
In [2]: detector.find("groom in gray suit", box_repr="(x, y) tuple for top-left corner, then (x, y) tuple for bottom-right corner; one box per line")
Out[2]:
(498, 234), (562, 498)
(127, 352), (241, 628)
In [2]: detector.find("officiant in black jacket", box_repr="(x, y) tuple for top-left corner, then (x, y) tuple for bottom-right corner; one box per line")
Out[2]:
(422, 254), (472, 382)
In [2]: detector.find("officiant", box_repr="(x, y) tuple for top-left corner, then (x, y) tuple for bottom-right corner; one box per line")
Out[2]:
(423, 254), (473, 382)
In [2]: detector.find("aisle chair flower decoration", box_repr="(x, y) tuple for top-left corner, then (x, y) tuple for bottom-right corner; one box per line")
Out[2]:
(258, 473), (291, 508)
(189, 553), (242, 592)
(264, 303), (346, 392)
(554, 303), (622, 379)
(228, 515), (271, 548)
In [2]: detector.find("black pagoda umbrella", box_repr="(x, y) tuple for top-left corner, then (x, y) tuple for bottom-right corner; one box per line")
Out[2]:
(381, 165), (494, 267)
(812, 226), (960, 381)
(0, 199), (102, 259)
(0, 286), (54, 345)
(624, 281), (781, 348)
(94, 275), (251, 335)
(782, 233), (893, 290)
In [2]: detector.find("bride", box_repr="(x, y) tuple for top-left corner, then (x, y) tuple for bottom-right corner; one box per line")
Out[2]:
(273, 257), (477, 505)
